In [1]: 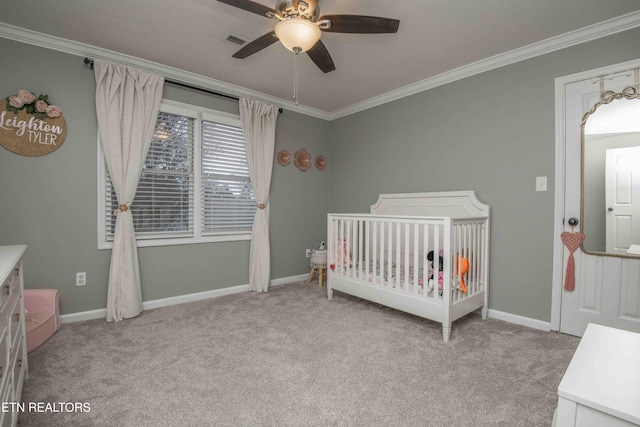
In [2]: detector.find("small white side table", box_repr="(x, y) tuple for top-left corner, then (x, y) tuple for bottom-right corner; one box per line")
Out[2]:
(555, 323), (640, 427)
(307, 248), (327, 288)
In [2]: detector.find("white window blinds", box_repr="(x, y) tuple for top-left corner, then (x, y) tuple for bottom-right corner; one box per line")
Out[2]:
(106, 111), (195, 240)
(201, 121), (256, 234)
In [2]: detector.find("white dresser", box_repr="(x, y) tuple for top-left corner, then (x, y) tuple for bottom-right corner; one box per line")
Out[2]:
(0, 245), (28, 427)
(556, 323), (640, 427)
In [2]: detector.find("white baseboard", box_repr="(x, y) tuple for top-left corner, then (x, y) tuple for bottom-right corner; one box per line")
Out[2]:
(487, 308), (551, 332)
(60, 273), (308, 324)
(60, 308), (109, 324)
(60, 275), (551, 333)
(142, 284), (250, 311)
(270, 273), (308, 287)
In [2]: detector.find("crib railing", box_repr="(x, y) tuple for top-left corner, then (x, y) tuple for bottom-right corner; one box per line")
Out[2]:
(327, 214), (488, 303)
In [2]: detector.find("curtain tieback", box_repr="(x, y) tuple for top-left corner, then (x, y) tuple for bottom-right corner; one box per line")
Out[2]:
(258, 203), (266, 210)
(114, 203), (130, 215)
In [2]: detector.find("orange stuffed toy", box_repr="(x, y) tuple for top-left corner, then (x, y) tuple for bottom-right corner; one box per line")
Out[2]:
(456, 256), (470, 293)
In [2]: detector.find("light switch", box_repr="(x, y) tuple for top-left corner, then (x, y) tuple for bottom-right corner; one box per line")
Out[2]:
(536, 176), (547, 192)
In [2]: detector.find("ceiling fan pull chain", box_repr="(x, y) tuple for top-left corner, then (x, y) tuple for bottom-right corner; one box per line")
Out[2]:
(293, 54), (299, 106)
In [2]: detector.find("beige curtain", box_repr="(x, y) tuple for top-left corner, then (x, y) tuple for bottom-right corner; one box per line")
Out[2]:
(94, 59), (164, 321)
(240, 98), (279, 292)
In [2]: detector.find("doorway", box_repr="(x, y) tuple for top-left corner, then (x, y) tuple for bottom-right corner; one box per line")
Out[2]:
(552, 59), (640, 337)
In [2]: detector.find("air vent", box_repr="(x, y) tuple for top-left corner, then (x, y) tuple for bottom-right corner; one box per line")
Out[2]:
(224, 33), (248, 46)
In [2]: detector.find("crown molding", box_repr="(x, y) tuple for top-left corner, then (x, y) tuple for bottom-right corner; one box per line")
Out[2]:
(2, 9), (640, 122)
(0, 22), (331, 120)
(327, 10), (640, 120)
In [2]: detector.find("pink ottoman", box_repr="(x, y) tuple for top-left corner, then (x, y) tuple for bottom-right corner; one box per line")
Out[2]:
(24, 289), (61, 353)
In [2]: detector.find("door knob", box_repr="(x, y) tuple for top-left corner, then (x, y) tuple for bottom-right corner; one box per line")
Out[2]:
(608, 207), (614, 212)
(568, 217), (579, 226)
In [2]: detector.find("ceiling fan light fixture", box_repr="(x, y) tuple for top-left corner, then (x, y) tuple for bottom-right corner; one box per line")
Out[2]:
(275, 18), (321, 53)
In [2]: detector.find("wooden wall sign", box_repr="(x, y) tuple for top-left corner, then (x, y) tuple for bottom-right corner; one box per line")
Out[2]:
(0, 90), (67, 156)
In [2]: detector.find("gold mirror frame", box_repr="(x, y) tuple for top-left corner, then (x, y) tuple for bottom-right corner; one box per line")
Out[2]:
(580, 86), (640, 258)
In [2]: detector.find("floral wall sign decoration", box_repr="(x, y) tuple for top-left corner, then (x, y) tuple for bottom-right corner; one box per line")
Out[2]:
(0, 89), (67, 156)
(294, 148), (311, 172)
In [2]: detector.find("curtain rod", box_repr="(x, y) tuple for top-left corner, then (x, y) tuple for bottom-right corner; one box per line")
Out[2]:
(83, 58), (283, 113)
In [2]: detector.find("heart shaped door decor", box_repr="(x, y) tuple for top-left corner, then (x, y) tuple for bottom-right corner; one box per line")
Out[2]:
(561, 231), (585, 291)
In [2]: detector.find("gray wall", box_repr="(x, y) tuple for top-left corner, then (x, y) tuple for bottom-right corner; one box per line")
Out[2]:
(0, 37), (331, 315)
(327, 27), (640, 322)
(2, 25), (640, 322)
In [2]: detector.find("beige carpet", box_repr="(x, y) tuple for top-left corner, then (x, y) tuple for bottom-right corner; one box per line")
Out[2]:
(19, 282), (579, 426)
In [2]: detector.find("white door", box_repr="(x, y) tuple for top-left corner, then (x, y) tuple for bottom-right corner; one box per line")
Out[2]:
(557, 67), (640, 337)
(605, 146), (640, 253)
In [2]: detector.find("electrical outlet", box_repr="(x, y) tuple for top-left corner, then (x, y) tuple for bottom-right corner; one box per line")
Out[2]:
(306, 249), (312, 258)
(76, 272), (87, 286)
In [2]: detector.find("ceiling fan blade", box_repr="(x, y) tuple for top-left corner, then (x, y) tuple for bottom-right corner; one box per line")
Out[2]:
(318, 15), (400, 33)
(306, 40), (335, 73)
(217, 0), (279, 18)
(232, 31), (278, 59)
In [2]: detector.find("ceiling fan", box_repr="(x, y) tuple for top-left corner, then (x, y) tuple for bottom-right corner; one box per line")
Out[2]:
(217, 0), (400, 73)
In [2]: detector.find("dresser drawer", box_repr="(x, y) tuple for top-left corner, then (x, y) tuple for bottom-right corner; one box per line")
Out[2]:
(9, 267), (19, 294)
(0, 382), (14, 427)
(575, 404), (638, 427)
(8, 296), (21, 352)
(10, 334), (25, 403)
(0, 269), (16, 314)
(0, 324), (8, 392)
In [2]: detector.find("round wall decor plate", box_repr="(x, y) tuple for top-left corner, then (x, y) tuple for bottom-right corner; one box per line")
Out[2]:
(0, 98), (67, 156)
(277, 150), (291, 166)
(315, 155), (327, 170)
(294, 149), (311, 171)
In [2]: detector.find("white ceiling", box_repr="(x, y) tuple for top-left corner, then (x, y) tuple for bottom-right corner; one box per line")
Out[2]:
(1, 0), (640, 117)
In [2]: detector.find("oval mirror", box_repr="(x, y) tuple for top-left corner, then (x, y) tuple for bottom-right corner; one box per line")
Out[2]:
(581, 86), (640, 257)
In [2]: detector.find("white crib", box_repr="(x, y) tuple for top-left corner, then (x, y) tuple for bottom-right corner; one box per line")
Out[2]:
(327, 191), (490, 342)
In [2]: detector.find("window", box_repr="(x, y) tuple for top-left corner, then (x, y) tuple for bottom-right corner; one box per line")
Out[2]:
(201, 120), (255, 233)
(98, 100), (256, 248)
